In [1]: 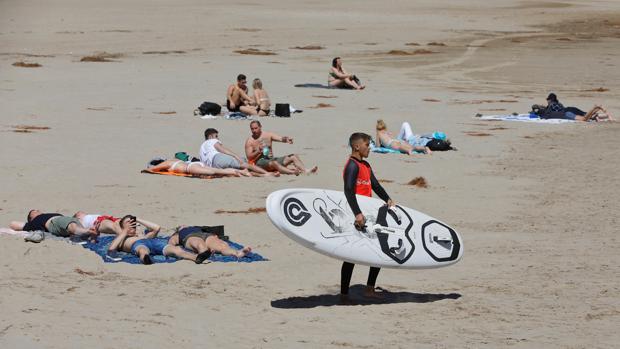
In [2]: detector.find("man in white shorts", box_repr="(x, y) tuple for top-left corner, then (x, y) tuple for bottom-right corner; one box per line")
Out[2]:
(199, 128), (275, 176)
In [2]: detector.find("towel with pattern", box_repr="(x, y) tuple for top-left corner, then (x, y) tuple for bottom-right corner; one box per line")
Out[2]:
(478, 113), (576, 124)
(81, 236), (267, 264)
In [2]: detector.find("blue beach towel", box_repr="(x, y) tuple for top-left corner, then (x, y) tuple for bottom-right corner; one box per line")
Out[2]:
(225, 112), (253, 120)
(294, 83), (333, 89)
(370, 141), (425, 154)
(81, 236), (267, 264)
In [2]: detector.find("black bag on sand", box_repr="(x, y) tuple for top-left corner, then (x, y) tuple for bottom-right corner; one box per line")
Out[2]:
(426, 138), (454, 151)
(275, 103), (290, 117)
(198, 102), (222, 116)
(200, 225), (228, 240)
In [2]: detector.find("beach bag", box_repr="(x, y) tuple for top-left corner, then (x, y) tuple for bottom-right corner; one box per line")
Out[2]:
(425, 138), (453, 151)
(200, 225), (228, 240)
(275, 103), (290, 117)
(198, 102), (222, 116)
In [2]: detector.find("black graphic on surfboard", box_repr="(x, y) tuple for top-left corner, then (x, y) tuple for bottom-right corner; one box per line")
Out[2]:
(313, 198), (349, 235)
(283, 197), (311, 226)
(374, 205), (415, 264)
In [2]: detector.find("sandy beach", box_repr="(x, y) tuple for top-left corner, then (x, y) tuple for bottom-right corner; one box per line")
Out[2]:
(1, 0), (619, 347)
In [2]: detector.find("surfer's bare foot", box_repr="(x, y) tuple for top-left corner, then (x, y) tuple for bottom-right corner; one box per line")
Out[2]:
(339, 294), (355, 305)
(235, 246), (251, 258)
(363, 286), (383, 299)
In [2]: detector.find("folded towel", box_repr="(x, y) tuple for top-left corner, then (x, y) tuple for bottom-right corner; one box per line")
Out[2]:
(81, 236), (267, 264)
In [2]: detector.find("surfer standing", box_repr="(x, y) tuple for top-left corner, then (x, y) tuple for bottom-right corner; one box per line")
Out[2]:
(341, 132), (394, 304)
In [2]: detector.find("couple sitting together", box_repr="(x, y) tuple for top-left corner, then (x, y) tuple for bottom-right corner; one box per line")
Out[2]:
(4, 210), (250, 265)
(226, 74), (271, 116)
(146, 122), (317, 177)
(375, 119), (453, 155)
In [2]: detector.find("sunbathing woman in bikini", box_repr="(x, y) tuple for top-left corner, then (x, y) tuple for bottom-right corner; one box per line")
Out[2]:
(328, 57), (365, 90)
(375, 119), (431, 155)
(252, 78), (271, 116)
(146, 158), (251, 177)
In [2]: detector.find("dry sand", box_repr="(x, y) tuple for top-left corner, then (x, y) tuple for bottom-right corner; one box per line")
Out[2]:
(1, 0), (619, 348)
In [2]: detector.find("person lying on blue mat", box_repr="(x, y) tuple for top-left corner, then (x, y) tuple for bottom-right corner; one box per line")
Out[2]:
(108, 215), (197, 265)
(168, 225), (252, 264)
(375, 120), (453, 155)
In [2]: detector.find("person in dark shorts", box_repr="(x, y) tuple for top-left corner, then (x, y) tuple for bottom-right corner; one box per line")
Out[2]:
(9, 209), (97, 241)
(340, 132), (394, 304)
(168, 225), (252, 264)
(108, 215), (197, 265)
(225, 74), (256, 115)
(244, 120), (318, 175)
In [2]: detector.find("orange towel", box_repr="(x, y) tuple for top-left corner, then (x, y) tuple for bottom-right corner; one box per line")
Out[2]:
(140, 169), (218, 179)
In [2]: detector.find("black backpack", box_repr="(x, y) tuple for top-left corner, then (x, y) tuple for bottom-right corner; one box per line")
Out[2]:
(425, 138), (454, 151)
(198, 102), (222, 116)
(275, 103), (290, 117)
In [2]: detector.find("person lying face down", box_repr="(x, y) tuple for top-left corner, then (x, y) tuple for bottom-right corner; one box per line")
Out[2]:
(244, 120), (318, 176)
(168, 225), (252, 264)
(10, 209), (97, 242)
(146, 158), (251, 177)
(107, 215), (197, 265)
(538, 93), (613, 121)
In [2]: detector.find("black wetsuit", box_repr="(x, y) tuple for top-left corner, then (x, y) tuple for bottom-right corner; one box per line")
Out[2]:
(341, 157), (390, 296)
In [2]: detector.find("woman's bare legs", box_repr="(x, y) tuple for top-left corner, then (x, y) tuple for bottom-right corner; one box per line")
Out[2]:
(205, 236), (251, 258)
(329, 78), (364, 90)
(187, 165), (242, 177)
(582, 105), (613, 121)
(164, 245), (197, 262)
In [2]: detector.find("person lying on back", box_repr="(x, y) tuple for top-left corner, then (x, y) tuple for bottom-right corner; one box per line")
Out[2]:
(108, 215), (196, 265)
(10, 209), (97, 242)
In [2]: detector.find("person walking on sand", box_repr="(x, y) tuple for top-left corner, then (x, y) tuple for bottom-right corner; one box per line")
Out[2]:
(244, 120), (318, 175)
(328, 57), (365, 90)
(226, 74), (256, 115)
(340, 132), (394, 304)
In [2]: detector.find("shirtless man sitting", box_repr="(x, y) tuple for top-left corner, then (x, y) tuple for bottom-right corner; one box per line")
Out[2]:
(10, 209), (97, 242)
(226, 74), (256, 115)
(200, 128), (276, 177)
(108, 215), (197, 265)
(244, 120), (318, 175)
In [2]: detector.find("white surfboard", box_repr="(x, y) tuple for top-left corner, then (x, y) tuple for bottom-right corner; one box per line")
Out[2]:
(266, 188), (463, 269)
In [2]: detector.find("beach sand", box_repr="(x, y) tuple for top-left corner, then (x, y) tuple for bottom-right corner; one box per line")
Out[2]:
(1, 0), (619, 347)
